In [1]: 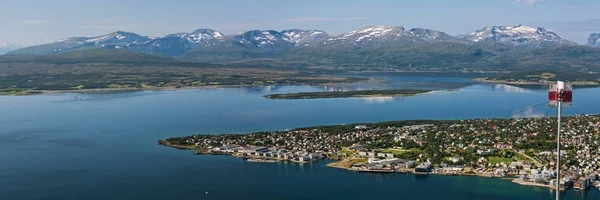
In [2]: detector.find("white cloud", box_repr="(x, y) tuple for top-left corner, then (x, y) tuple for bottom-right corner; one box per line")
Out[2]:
(20, 20), (47, 24)
(514, 0), (548, 6)
(264, 17), (369, 23)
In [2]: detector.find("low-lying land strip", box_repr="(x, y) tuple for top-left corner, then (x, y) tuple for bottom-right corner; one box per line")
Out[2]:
(476, 71), (600, 86)
(0, 61), (363, 95)
(263, 89), (431, 99)
(160, 115), (600, 190)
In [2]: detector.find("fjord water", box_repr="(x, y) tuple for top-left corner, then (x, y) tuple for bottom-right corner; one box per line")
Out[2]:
(1, 73), (599, 200)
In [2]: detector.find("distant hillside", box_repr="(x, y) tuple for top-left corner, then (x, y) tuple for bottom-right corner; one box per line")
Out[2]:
(508, 45), (600, 72)
(1, 48), (177, 64)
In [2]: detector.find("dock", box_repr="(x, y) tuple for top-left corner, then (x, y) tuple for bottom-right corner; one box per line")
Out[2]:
(358, 169), (395, 173)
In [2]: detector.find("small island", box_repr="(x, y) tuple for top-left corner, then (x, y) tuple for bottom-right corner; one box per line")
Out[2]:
(476, 71), (600, 86)
(264, 89), (432, 99)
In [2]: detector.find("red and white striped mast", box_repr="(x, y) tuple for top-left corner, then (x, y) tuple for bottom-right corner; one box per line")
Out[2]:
(548, 81), (572, 200)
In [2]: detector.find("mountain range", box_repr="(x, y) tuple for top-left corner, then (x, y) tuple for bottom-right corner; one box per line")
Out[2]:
(5, 25), (600, 72)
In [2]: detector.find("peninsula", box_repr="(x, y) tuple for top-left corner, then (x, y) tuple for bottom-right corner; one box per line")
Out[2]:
(263, 89), (431, 99)
(160, 115), (600, 190)
(476, 71), (600, 86)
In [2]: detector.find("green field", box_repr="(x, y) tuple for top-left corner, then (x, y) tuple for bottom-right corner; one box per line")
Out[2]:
(381, 148), (422, 155)
(339, 148), (356, 155)
(487, 156), (514, 164)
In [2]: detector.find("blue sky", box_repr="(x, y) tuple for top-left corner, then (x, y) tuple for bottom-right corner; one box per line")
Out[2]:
(2, 0), (600, 46)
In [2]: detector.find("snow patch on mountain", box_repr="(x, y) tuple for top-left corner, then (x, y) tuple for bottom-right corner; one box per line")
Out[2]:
(0, 43), (22, 48)
(588, 33), (600, 47)
(0, 43), (23, 54)
(323, 26), (461, 46)
(459, 24), (575, 47)
(280, 29), (327, 46)
(56, 31), (151, 46)
(161, 29), (224, 46)
(328, 25), (400, 42)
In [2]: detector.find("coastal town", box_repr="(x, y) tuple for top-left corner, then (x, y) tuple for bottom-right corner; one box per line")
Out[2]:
(160, 114), (600, 191)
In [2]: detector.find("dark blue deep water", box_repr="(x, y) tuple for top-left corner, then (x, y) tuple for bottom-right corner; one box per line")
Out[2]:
(1, 73), (598, 200)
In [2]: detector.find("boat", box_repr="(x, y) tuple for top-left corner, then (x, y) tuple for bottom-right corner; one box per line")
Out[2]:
(560, 181), (573, 191)
(574, 181), (584, 190)
(574, 178), (592, 190)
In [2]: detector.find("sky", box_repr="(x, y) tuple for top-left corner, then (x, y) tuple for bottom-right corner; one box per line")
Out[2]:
(2, 0), (600, 46)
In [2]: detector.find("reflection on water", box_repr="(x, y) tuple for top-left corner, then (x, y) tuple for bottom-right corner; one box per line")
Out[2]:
(360, 96), (396, 104)
(333, 72), (481, 90)
(53, 89), (155, 103)
(45, 73), (495, 103)
(493, 84), (531, 93)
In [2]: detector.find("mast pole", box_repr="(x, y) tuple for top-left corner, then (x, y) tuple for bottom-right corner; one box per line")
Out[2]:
(556, 98), (561, 200)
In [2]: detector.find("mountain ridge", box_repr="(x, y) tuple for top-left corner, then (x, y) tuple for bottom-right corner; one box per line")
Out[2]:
(9, 24), (576, 57)
(5, 25), (600, 73)
(457, 24), (576, 48)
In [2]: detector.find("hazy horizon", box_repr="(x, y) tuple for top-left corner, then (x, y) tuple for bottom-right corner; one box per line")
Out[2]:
(2, 0), (600, 46)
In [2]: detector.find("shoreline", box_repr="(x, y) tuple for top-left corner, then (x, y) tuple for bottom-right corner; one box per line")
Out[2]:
(0, 82), (348, 96)
(474, 78), (600, 86)
(158, 140), (593, 191)
(0, 85), (241, 96)
(155, 143), (556, 190)
(263, 89), (446, 100)
(159, 140), (323, 164)
(158, 139), (553, 190)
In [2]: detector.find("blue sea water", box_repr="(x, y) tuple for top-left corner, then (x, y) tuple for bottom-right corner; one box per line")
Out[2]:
(0, 73), (598, 200)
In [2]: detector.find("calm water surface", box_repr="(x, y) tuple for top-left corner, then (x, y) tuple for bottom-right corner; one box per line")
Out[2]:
(0, 73), (598, 200)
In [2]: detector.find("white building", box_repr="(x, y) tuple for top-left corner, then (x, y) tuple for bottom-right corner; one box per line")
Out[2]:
(355, 125), (368, 130)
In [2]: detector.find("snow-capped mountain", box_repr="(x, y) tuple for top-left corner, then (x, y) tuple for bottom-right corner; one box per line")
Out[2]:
(8, 31), (152, 55)
(77, 31), (150, 46)
(588, 33), (600, 47)
(325, 25), (409, 44)
(147, 29), (223, 47)
(9, 29), (325, 57)
(209, 29), (328, 50)
(5, 25), (583, 59)
(182, 29), (329, 62)
(280, 29), (328, 46)
(230, 30), (296, 51)
(458, 24), (576, 48)
(127, 29), (223, 56)
(312, 25), (465, 49)
(0, 43), (23, 55)
(52, 31), (151, 50)
(182, 29), (321, 62)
